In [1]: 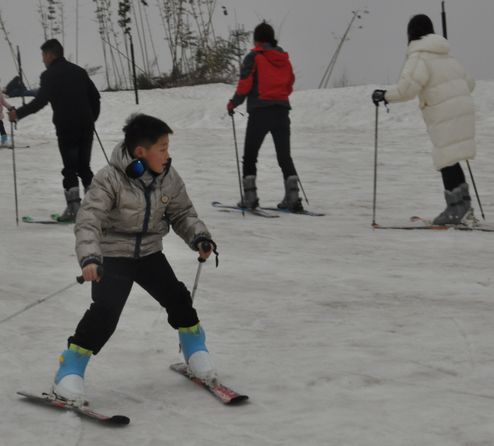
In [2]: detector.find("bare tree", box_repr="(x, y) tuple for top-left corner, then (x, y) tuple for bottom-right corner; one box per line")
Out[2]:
(37, 0), (49, 40)
(0, 10), (18, 72)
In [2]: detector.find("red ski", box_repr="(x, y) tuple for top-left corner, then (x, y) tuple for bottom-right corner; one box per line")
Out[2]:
(170, 363), (249, 405)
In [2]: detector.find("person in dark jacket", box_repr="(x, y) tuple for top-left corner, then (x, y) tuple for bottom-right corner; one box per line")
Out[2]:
(227, 22), (303, 212)
(9, 39), (101, 222)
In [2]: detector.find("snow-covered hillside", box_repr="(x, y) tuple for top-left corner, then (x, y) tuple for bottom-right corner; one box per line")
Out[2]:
(1, 82), (494, 445)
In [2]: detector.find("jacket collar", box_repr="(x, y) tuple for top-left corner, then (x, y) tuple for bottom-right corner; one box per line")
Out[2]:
(408, 34), (450, 56)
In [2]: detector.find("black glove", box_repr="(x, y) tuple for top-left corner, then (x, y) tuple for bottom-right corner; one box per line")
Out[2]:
(372, 89), (387, 106)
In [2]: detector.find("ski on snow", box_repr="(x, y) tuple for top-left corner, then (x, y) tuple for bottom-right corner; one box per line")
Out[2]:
(261, 206), (326, 217)
(22, 214), (72, 225)
(373, 216), (494, 232)
(17, 391), (130, 426)
(212, 201), (279, 218)
(170, 362), (249, 405)
(212, 201), (325, 217)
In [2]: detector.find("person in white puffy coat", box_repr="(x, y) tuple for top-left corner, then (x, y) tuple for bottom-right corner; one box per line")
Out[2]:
(372, 14), (477, 225)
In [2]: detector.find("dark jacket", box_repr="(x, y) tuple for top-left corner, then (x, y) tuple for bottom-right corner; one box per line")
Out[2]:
(231, 43), (295, 113)
(16, 57), (100, 133)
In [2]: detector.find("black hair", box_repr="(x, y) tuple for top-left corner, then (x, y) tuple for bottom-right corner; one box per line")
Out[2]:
(407, 14), (435, 44)
(123, 113), (173, 158)
(40, 39), (64, 58)
(253, 22), (278, 47)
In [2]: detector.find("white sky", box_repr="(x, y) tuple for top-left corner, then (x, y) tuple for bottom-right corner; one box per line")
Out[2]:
(0, 0), (493, 91)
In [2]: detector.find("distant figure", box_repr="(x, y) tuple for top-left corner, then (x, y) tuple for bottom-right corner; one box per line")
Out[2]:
(0, 89), (13, 145)
(227, 22), (303, 212)
(372, 15), (476, 226)
(9, 39), (101, 222)
(3, 76), (37, 98)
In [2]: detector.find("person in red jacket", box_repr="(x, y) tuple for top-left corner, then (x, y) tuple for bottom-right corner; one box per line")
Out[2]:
(227, 22), (303, 212)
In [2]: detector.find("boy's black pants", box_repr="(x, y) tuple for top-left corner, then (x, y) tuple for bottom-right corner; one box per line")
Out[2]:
(57, 125), (94, 190)
(243, 107), (297, 179)
(68, 252), (199, 354)
(0, 120), (6, 136)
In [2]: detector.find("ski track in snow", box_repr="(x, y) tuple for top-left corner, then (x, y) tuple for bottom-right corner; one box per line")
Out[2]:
(1, 83), (494, 445)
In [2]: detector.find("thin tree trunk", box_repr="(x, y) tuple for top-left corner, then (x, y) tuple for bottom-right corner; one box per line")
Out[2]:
(131, 0), (149, 73)
(136, 0), (151, 74)
(142, 1), (160, 74)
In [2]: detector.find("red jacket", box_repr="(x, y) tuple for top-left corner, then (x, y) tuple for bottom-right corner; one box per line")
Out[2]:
(232, 43), (295, 113)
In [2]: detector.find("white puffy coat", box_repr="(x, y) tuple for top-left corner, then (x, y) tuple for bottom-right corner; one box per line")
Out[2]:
(385, 34), (476, 170)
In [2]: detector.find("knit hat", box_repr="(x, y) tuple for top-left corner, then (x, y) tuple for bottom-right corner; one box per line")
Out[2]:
(407, 14), (435, 43)
(253, 22), (278, 46)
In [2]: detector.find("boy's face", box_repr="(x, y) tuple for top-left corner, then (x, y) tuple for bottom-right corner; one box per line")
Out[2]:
(135, 134), (170, 174)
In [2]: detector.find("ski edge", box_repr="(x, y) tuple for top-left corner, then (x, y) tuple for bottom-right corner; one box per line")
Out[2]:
(21, 215), (72, 225)
(373, 223), (494, 232)
(373, 223), (448, 231)
(261, 206), (326, 217)
(169, 363), (249, 405)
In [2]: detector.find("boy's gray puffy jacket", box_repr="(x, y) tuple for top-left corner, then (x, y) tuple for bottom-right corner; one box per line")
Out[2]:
(75, 142), (211, 266)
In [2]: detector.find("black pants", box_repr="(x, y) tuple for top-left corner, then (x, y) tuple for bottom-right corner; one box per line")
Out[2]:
(57, 126), (94, 190)
(243, 107), (297, 179)
(68, 252), (200, 354)
(0, 120), (6, 136)
(440, 163), (465, 191)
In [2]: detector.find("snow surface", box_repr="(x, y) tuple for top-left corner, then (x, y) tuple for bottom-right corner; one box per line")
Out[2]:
(1, 82), (494, 445)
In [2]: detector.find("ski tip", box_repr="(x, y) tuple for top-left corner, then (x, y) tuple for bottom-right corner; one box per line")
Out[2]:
(226, 394), (249, 405)
(107, 415), (131, 425)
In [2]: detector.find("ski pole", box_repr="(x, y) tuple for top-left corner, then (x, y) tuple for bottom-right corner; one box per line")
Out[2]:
(297, 176), (310, 205)
(94, 129), (110, 164)
(465, 161), (485, 220)
(191, 241), (212, 302)
(440, 3), (485, 220)
(230, 114), (245, 217)
(372, 104), (379, 227)
(10, 121), (19, 226)
(0, 280), (78, 324)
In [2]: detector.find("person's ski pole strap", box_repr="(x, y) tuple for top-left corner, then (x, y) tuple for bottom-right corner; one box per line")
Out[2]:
(194, 236), (219, 267)
(76, 265), (104, 284)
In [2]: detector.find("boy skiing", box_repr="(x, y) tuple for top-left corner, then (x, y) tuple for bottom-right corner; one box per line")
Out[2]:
(372, 14), (477, 225)
(227, 22), (303, 212)
(52, 114), (218, 404)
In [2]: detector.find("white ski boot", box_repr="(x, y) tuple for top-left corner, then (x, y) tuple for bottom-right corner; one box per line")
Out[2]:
(179, 324), (217, 385)
(52, 344), (91, 405)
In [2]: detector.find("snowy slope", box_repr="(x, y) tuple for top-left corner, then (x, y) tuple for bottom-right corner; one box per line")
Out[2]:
(1, 82), (494, 445)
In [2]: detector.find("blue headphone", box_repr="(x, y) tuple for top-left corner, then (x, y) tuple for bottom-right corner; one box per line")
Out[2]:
(125, 158), (148, 179)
